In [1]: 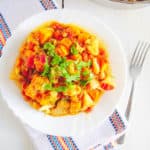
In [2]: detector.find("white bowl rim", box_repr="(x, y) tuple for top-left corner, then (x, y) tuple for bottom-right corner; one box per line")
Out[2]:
(0, 9), (128, 137)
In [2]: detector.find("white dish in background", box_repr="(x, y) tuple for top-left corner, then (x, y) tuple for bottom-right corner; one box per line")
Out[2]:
(0, 9), (127, 137)
(91, 0), (150, 9)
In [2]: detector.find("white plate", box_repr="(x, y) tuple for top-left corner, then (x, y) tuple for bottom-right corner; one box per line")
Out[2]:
(0, 9), (127, 137)
(92, 0), (149, 9)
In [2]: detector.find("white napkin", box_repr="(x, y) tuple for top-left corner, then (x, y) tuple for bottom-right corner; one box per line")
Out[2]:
(24, 108), (127, 150)
(0, 0), (128, 149)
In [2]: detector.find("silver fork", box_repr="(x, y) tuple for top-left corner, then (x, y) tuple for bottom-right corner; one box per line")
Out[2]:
(62, 0), (64, 8)
(117, 41), (150, 144)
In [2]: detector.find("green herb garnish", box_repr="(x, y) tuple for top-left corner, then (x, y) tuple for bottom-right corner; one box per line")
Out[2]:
(55, 86), (67, 92)
(42, 83), (53, 90)
(70, 44), (78, 55)
(80, 73), (94, 86)
(51, 55), (62, 65)
(43, 84), (67, 92)
(82, 70), (90, 76)
(43, 42), (55, 57)
(42, 42), (94, 91)
(76, 60), (92, 71)
(66, 74), (80, 83)
(80, 80), (89, 86)
(41, 60), (50, 77)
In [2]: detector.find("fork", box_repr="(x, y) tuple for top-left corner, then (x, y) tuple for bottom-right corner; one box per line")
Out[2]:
(117, 41), (150, 144)
(62, 0), (64, 8)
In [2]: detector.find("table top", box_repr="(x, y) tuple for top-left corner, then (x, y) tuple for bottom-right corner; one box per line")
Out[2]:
(0, 0), (150, 149)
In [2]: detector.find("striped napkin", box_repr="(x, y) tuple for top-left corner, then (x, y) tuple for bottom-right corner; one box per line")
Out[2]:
(0, 0), (128, 149)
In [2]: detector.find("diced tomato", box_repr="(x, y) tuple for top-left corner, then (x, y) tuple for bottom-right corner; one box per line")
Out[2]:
(22, 70), (28, 77)
(82, 51), (89, 61)
(36, 92), (42, 99)
(100, 82), (114, 90)
(22, 82), (28, 89)
(51, 22), (64, 30)
(40, 54), (46, 63)
(28, 42), (35, 51)
(69, 54), (81, 60)
(57, 93), (64, 100)
(22, 69), (33, 83)
(27, 56), (35, 69)
(97, 59), (106, 68)
(99, 49), (105, 56)
(85, 107), (93, 113)
(53, 30), (63, 40)
(64, 27), (76, 40)
(86, 84), (91, 91)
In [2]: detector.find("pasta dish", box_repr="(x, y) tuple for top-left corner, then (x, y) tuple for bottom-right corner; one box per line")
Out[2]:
(10, 21), (115, 116)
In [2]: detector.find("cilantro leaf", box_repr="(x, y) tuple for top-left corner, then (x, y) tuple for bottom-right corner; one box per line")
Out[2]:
(70, 44), (78, 55)
(80, 80), (89, 86)
(80, 73), (94, 86)
(51, 55), (62, 65)
(43, 42), (55, 57)
(42, 83), (53, 90)
(43, 83), (67, 92)
(55, 86), (67, 92)
(41, 61), (50, 77)
(60, 57), (70, 68)
(82, 70), (90, 76)
(76, 60), (92, 71)
(66, 74), (80, 83)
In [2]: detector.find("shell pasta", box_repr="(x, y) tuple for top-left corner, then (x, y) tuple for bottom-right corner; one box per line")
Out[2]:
(10, 21), (115, 116)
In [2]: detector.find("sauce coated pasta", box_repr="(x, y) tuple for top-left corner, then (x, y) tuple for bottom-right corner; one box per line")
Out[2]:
(10, 21), (115, 116)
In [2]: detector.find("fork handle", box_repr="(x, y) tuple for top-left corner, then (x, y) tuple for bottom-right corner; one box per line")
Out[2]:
(62, 0), (64, 8)
(117, 81), (135, 144)
(125, 80), (135, 120)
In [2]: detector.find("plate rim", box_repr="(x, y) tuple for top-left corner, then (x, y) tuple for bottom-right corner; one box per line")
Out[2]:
(0, 9), (128, 136)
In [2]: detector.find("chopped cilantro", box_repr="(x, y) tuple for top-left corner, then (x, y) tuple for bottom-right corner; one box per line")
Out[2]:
(66, 74), (80, 83)
(51, 55), (62, 65)
(80, 73), (94, 86)
(41, 61), (50, 77)
(42, 43), (94, 91)
(43, 42), (55, 56)
(60, 58), (70, 68)
(82, 70), (90, 76)
(43, 84), (67, 92)
(61, 68), (69, 77)
(76, 60), (92, 71)
(80, 80), (89, 86)
(70, 44), (78, 55)
(55, 86), (67, 92)
(42, 83), (53, 90)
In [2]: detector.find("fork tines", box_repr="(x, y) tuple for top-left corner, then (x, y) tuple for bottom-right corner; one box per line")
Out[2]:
(130, 41), (150, 68)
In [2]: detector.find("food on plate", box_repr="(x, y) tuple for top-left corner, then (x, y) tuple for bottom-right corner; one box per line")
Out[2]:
(10, 21), (115, 116)
(128, 0), (144, 1)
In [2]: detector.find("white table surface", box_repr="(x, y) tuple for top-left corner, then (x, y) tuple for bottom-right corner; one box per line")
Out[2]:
(0, 0), (150, 150)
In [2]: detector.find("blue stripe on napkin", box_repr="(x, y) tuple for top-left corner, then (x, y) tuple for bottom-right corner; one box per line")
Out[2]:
(109, 109), (126, 134)
(39, 0), (57, 10)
